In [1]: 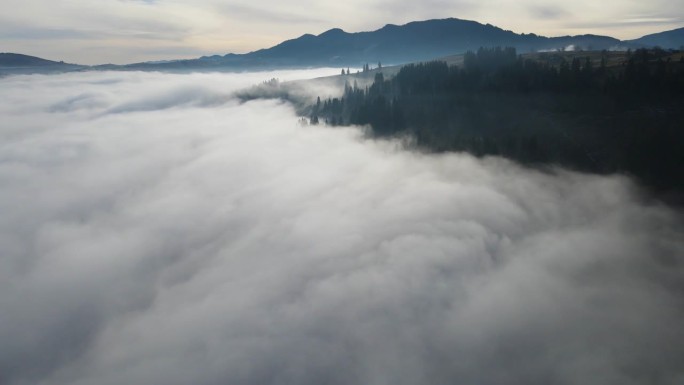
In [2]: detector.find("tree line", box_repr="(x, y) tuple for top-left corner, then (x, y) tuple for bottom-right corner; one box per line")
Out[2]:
(310, 47), (684, 195)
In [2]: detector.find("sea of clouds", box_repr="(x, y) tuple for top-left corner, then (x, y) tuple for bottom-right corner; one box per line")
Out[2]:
(1, 69), (683, 385)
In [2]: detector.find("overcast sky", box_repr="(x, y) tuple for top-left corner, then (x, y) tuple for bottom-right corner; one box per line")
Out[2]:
(1, 0), (683, 64)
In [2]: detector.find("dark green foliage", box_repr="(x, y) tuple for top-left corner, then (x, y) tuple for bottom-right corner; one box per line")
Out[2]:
(313, 47), (684, 193)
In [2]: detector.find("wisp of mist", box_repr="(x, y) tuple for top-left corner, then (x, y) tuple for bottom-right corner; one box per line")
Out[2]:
(0, 70), (682, 385)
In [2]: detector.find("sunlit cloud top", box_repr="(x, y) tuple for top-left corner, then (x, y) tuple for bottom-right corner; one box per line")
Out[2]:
(1, 0), (683, 64)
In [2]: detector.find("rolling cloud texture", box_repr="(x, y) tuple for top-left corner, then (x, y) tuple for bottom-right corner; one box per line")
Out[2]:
(1, 70), (683, 385)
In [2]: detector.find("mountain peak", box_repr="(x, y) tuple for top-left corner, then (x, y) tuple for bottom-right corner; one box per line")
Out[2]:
(320, 28), (345, 36)
(204, 18), (630, 69)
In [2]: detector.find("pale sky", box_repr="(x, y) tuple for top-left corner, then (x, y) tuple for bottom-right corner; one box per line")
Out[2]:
(1, 0), (683, 65)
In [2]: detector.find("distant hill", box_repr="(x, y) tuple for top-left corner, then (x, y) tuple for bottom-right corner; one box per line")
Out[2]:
(127, 18), (623, 70)
(0, 53), (67, 67)
(626, 27), (684, 49)
(0, 53), (85, 76)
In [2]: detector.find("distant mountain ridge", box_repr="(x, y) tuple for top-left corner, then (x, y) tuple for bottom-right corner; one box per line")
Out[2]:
(0, 53), (85, 76)
(2, 18), (684, 73)
(130, 18), (625, 70)
(626, 27), (684, 49)
(0, 53), (66, 67)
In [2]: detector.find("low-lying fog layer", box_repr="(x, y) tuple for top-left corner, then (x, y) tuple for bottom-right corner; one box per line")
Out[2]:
(1, 70), (683, 385)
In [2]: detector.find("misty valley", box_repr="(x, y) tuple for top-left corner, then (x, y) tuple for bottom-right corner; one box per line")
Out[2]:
(1, 15), (684, 385)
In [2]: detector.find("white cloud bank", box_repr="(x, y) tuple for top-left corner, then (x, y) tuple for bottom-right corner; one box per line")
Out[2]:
(0, 70), (683, 385)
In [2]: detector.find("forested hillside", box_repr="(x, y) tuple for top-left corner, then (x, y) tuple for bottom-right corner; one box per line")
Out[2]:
(311, 48), (684, 195)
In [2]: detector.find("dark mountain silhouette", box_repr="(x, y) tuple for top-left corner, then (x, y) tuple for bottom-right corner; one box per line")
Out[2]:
(626, 27), (684, 49)
(0, 53), (68, 67)
(2, 18), (683, 73)
(125, 18), (623, 70)
(0, 53), (84, 76)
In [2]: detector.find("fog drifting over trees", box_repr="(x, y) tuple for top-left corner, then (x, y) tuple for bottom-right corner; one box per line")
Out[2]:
(1, 70), (683, 385)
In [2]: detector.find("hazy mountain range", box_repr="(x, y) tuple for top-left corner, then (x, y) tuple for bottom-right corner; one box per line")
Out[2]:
(2, 18), (683, 74)
(0, 53), (85, 74)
